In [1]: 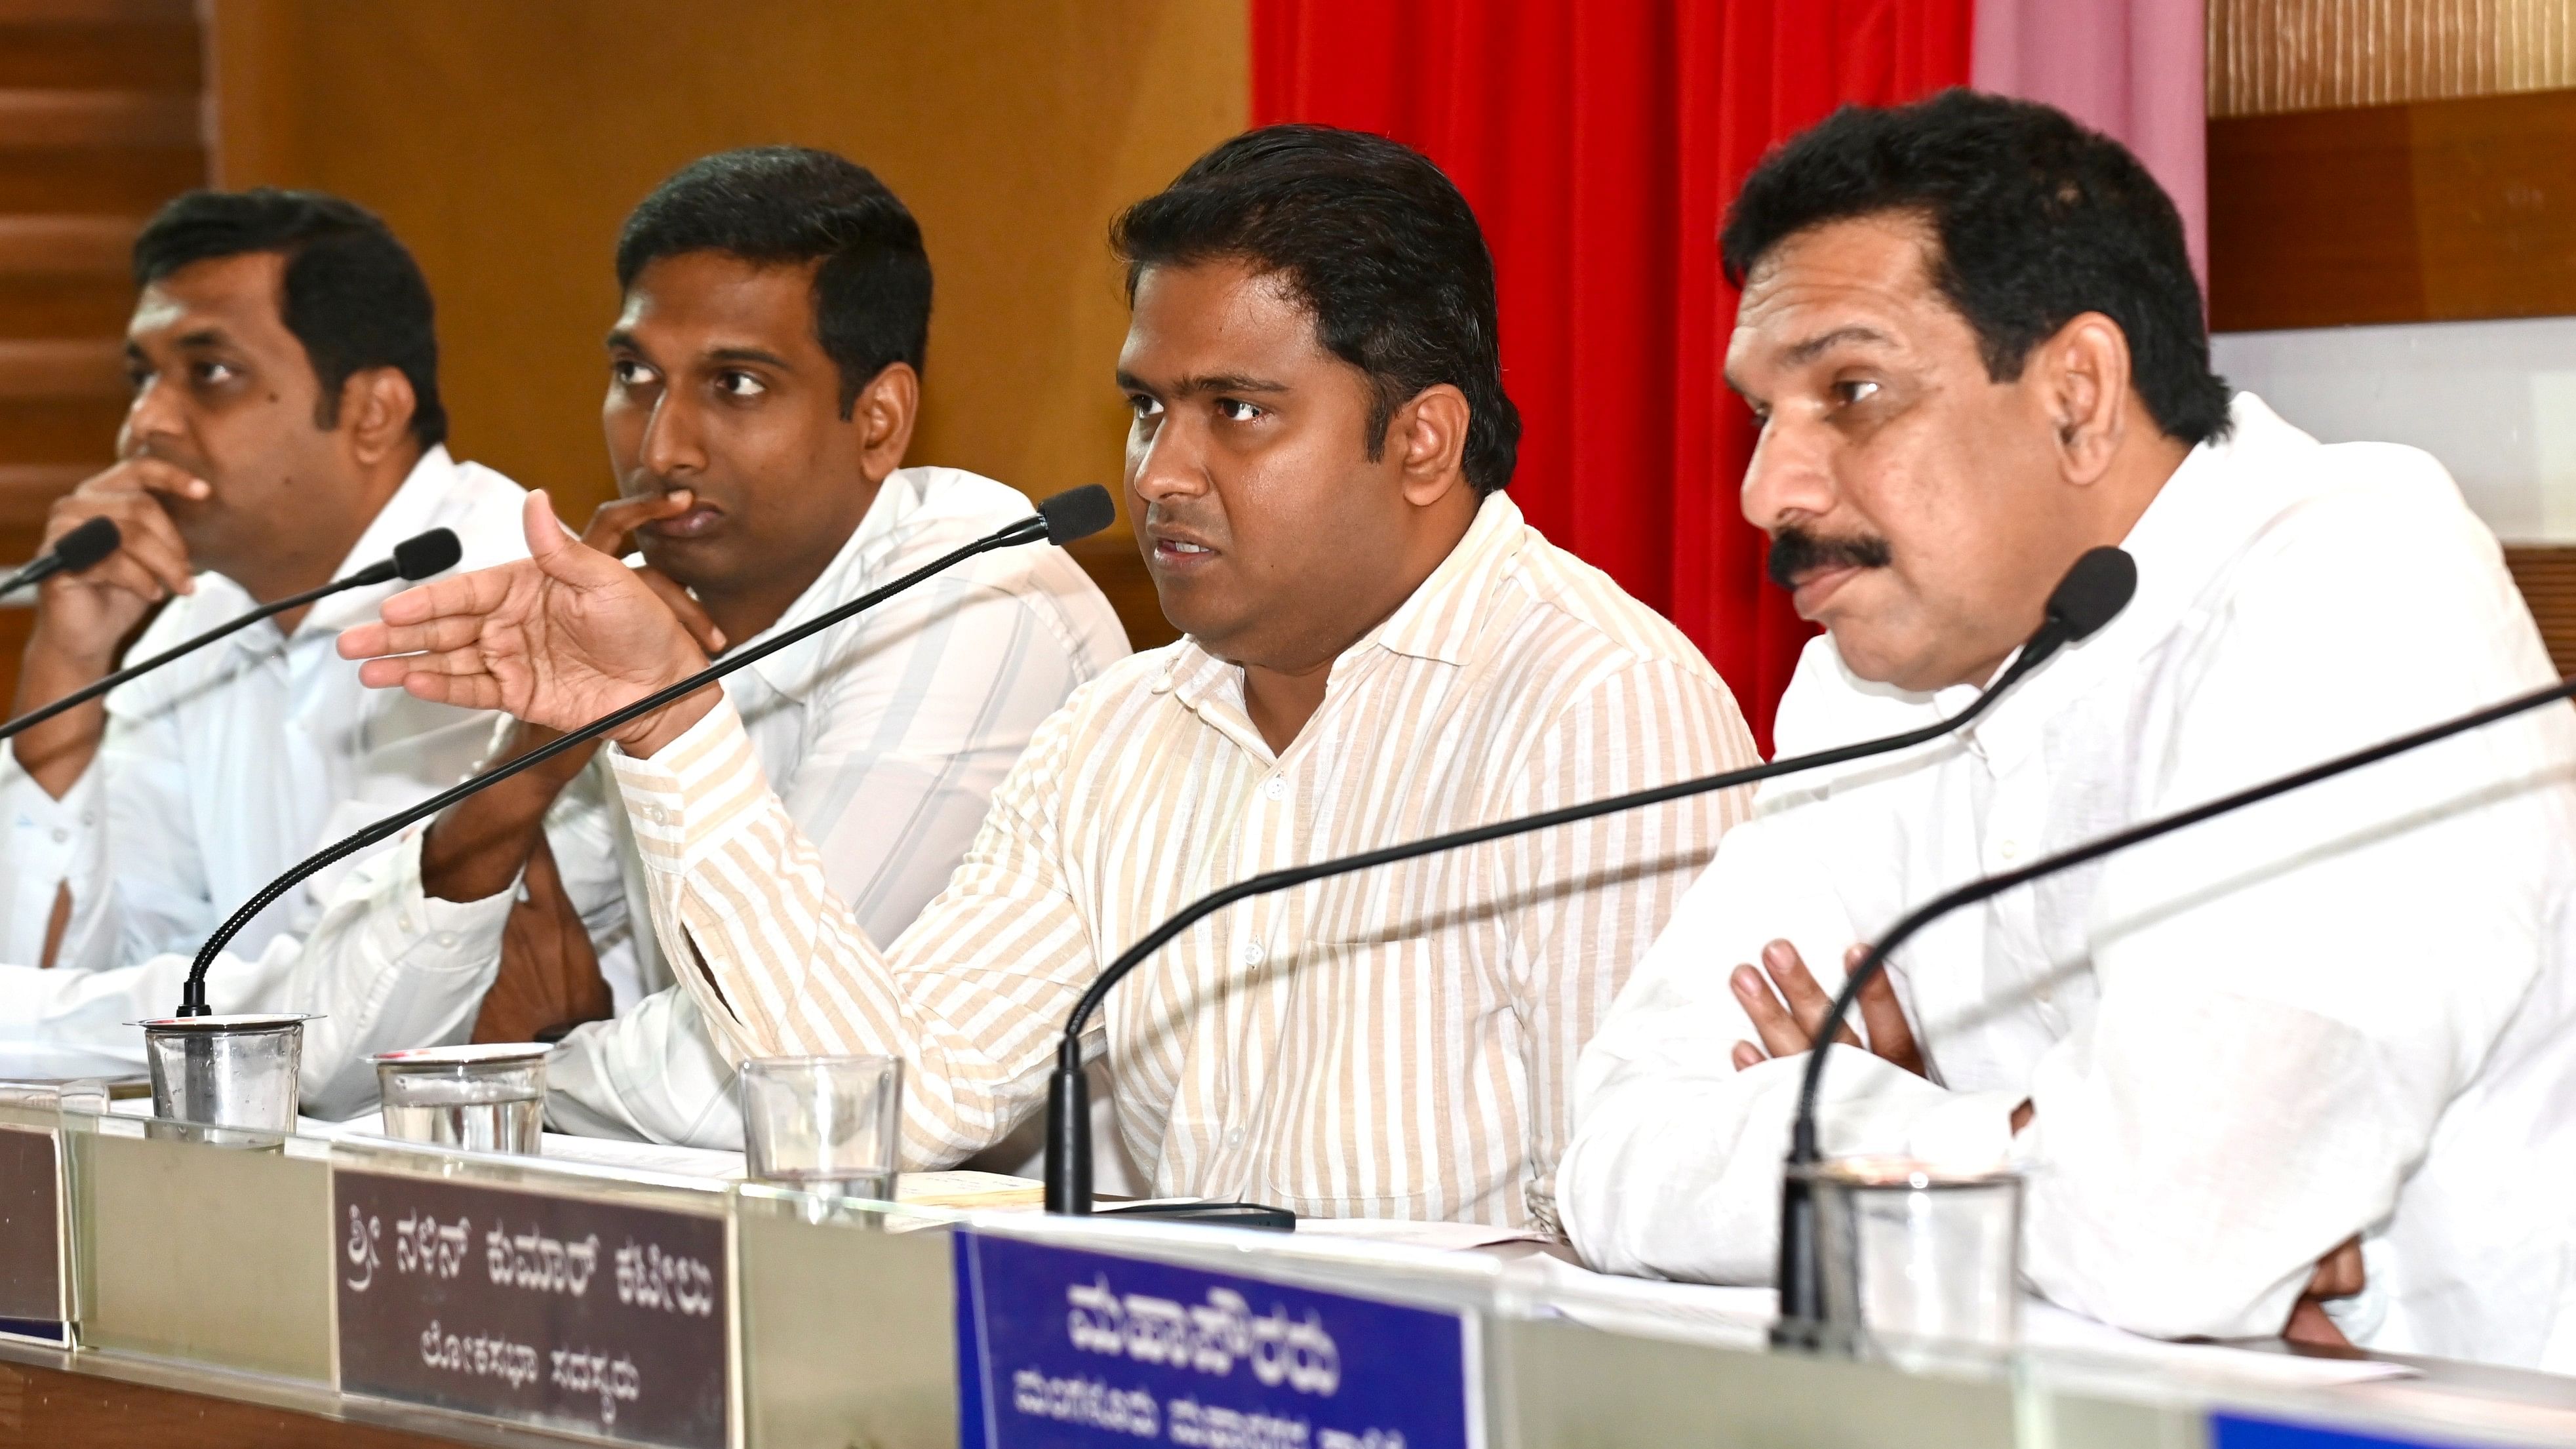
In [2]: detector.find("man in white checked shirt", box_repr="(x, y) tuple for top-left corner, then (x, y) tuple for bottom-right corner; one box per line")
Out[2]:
(345, 127), (1760, 1230)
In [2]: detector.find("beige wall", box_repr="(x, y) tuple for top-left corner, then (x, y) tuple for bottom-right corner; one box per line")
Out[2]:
(204, 0), (1249, 643)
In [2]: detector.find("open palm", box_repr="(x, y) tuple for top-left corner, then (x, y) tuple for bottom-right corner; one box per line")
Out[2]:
(337, 490), (710, 745)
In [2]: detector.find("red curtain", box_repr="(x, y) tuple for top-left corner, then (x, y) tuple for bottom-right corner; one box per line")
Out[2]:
(1252, 0), (1972, 750)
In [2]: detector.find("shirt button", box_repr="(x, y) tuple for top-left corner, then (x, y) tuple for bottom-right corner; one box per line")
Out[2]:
(645, 803), (667, 824)
(1225, 1127), (1245, 1148)
(50, 828), (68, 844)
(1261, 776), (1286, 802)
(1238, 942), (1265, 967)
(435, 932), (458, 949)
(398, 913), (416, 934)
(1997, 839), (2021, 863)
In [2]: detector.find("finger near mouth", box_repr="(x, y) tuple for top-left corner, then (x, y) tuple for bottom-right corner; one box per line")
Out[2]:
(645, 507), (723, 538)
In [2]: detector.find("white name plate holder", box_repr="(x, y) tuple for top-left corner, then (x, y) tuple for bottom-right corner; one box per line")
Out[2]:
(0, 1083), (87, 1346)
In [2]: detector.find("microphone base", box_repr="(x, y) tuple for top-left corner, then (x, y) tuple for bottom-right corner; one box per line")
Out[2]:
(1766, 1315), (1857, 1355)
(1040, 1061), (1093, 1214)
(1094, 1200), (1297, 1232)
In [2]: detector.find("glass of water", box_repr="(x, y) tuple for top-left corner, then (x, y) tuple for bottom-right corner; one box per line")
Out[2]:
(1809, 1155), (2023, 1364)
(739, 1054), (904, 1206)
(370, 1043), (549, 1155)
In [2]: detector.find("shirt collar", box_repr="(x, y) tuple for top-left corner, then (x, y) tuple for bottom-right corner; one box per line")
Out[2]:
(723, 467), (924, 704)
(1153, 490), (1528, 717)
(215, 445), (464, 655)
(1957, 391), (2297, 764)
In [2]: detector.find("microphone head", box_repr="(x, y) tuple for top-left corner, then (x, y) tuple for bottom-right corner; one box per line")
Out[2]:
(392, 528), (464, 581)
(1037, 485), (1115, 547)
(52, 515), (120, 574)
(2044, 546), (2137, 643)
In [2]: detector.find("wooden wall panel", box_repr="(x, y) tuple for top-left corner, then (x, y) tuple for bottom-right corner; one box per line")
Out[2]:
(2209, 0), (2576, 117)
(203, 0), (1246, 650)
(2506, 546), (2576, 677)
(2208, 88), (2576, 330)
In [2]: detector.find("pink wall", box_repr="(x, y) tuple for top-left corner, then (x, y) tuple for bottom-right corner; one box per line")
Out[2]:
(1972, 0), (2208, 285)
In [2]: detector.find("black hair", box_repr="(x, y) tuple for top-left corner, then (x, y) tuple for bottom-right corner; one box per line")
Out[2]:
(1721, 89), (2229, 447)
(132, 188), (447, 448)
(1111, 123), (1521, 495)
(616, 146), (932, 418)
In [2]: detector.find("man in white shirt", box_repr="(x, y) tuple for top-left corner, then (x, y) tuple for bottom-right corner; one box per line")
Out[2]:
(0, 189), (528, 1073)
(343, 127), (1758, 1227)
(1558, 91), (2576, 1368)
(330, 148), (1130, 1134)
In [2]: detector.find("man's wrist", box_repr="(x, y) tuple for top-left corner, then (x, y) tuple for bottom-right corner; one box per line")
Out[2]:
(610, 684), (719, 759)
(16, 624), (117, 696)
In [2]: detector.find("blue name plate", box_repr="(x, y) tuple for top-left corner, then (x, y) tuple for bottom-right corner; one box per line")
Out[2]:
(953, 1227), (1480, 1449)
(2213, 1411), (2476, 1449)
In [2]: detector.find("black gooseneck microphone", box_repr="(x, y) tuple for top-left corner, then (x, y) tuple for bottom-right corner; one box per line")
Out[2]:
(173, 485), (1117, 1016)
(1039, 547), (2141, 1218)
(1770, 658), (2576, 1348)
(0, 516), (121, 599)
(0, 528), (464, 744)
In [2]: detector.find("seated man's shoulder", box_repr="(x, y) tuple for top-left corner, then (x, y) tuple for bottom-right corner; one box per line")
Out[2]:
(2229, 403), (2493, 567)
(1490, 523), (1727, 689)
(878, 466), (1131, 652)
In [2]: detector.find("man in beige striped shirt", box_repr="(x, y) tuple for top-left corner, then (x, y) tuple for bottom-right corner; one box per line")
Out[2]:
(342, 125), (1760, 1231)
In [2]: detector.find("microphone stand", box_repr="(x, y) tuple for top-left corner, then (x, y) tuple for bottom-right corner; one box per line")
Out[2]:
(1041, 548), (2141, 1216)
(1770, 667), (2576, 1347)
(176, 490), (1108, 1016)
(0, 528), (462, 744)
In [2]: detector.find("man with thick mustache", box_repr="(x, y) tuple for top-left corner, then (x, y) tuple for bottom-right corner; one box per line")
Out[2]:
(343, 126), (1762, 1229)
(1559, 92), (2576, 1368)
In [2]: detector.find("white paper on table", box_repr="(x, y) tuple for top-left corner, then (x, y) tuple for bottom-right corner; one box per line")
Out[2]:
(896, 1169), (1044, 1210)
(1510, 1256), (2417, 1390)
(1295, 1218), (1555, 1252)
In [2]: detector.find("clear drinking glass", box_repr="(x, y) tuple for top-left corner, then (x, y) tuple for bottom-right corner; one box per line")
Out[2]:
(738, 1055), (903, 1208)
(138, 1014), (309, 1147)
(371, 1043), (549, 1155)
(1810, 1156), (2023, 1364)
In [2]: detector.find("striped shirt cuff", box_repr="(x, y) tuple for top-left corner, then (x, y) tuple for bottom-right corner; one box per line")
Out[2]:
(604, 695), (776, 875)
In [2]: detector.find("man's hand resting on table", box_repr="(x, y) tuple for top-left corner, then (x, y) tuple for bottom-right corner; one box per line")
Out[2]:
(337, 489), (719, 757)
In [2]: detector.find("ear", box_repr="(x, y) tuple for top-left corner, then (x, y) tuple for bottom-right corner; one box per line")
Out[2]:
(339, 367), (418, 466)
(1389, 382), (1473, 509)
(2029, 313), (2135, 487)
(849, 361), (921, 484)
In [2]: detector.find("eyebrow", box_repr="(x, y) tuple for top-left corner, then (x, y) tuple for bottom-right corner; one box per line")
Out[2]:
(603, 332), (795, 372)
(1780, 325), (1894, 367)
(1114, 369), (1291, 396)
(170, 327), (230, 349)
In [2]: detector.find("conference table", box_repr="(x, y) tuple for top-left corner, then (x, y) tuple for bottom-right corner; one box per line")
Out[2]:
(2, 1067), (2571, 1449)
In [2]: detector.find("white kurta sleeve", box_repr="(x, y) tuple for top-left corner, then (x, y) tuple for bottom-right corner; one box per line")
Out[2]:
(1557, 795), (2011, 1280)
(0, 829), (516, 1117)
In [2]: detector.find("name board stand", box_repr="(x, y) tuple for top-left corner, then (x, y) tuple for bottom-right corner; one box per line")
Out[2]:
(0, 1082), (100, 1346)
(328, 1140), (735, 1449)
(953, 1220), (1487, 1449)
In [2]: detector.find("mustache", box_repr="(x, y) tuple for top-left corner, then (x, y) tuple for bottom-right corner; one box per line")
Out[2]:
(1766, 526), (1892, 591)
